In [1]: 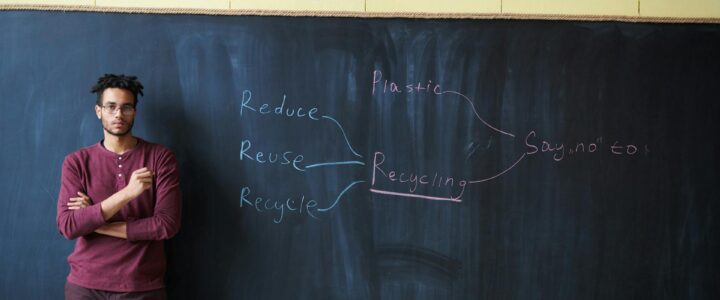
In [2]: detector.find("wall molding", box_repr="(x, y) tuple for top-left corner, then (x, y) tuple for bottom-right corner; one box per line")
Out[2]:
(1, 4), (719, 23)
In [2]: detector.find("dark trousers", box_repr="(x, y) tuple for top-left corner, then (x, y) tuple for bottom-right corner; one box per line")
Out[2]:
(65, 281), (167, 300)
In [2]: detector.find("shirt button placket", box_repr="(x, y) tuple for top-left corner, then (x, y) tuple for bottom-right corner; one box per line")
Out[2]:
(117, 156), (125, 188)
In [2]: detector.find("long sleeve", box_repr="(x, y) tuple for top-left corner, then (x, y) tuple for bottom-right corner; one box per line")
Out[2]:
(126, 150), (182, 242)
(60, 140), (177, 292)
(56, 155), (106, 240)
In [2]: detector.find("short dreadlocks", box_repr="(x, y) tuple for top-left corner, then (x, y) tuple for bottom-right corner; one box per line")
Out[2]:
(90, 74), (144, 106)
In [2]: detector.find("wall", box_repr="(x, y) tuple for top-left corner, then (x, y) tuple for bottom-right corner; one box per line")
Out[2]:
(0, 0), (719, 19)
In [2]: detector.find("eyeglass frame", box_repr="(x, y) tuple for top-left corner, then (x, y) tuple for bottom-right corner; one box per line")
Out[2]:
(98, 104), (136, 116)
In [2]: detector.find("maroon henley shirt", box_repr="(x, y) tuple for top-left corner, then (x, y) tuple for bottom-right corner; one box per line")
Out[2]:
(56, 138), (182, 292)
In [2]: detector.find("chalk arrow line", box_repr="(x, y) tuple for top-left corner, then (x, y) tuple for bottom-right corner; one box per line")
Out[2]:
(441, 90), (515, 138)
(306, 161), (365, 169)
(322, 115), (363, 158)
(318, 180), (366, 212)
(467, 153), (526, 184)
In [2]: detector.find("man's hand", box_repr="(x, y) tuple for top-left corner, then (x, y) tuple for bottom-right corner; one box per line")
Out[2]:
(68, 191), (90, 210)
(123, 167), (154, 199)
(98, 167), (153, 221)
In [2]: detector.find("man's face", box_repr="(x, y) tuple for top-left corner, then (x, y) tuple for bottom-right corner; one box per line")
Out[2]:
(94, 88), (136, 137)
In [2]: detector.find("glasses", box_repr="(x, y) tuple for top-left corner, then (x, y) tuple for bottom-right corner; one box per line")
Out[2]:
(99, 104), (136, 116)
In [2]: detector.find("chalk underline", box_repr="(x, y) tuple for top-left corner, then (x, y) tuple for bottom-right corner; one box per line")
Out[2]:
(369, 188), (462, 203)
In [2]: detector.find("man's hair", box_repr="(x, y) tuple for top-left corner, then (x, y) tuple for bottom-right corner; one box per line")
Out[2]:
(90, 74), (144, 106)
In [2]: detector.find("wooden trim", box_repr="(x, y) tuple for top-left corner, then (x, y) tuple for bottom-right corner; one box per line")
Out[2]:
(1, 4), (719, 24)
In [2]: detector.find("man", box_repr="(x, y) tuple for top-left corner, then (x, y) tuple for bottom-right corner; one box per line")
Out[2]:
(56, 74), (182, 299)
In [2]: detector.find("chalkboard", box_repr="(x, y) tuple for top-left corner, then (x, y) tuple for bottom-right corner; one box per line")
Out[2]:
(1, 10), (719, 299)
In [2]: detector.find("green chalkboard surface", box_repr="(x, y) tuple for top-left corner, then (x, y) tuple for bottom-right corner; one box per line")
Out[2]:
(0, 10), (719, 299)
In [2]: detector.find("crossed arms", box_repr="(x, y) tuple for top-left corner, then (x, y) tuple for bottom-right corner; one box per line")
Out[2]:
(56, 152), (181, 242)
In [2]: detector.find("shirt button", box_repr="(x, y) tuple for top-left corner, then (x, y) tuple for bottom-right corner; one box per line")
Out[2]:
(118, 174), (122, 177)
(119, 165), (122, 168)
(118, 157), (122, 160)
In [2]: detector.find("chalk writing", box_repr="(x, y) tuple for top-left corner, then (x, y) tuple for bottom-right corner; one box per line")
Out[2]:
(240, 90), (320, 120)
(525, 130), (649, 161)
(371, 70), (516, 138)
(239, 180), (365, 223)
(234, 69), (652, 223)
(239, 139), (306, 172)
(371, 70), (443, 96)
(370, 151), (466, 202)
(610, 141), (640, 155)
(240, 186), (319, 223)
(236, 88), (367, 223)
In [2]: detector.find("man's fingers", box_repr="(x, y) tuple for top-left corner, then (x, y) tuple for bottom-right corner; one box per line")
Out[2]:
(68, 197), (90, 205)
(68, 202), (88, 209)
(135, 171), (154, 178)
(133, 167), (149, 174)
(135, 175), (153, 181)
(135, 175), (153, 179)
